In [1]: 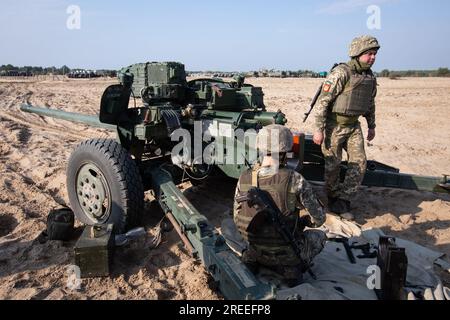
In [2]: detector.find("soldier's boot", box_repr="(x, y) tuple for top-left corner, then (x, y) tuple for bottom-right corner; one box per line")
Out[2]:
(280, 265), (303, 288)
(328, 198), (345, 213)
(328, 196), (338, 208)
(244, 261), (259, 274)
(340, 211), (354, 221)
(329, 198), (353, 220)
(285, 277), (303, 288)
(241, 248), (260, 274)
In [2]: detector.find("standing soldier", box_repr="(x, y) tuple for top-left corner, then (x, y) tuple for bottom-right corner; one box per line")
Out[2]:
(234, 125), (327, 286)
(313, 35), (380, 219)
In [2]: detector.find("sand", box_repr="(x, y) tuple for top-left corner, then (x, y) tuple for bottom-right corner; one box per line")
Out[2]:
(0, 76), (449, 299)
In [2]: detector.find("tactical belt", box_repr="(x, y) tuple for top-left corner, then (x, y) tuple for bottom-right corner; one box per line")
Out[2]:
(330, 113), (359, 126)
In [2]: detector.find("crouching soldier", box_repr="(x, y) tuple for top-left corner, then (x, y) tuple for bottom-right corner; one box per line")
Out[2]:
(233, 124), (327, 286)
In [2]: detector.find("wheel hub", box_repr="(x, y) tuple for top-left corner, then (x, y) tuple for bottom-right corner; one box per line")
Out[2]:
(76, 164), (110, 222)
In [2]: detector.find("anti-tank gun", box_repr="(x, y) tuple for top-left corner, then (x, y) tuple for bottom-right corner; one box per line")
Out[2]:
(20, 61), (450, 300)
(105, 62), (286, 163)
(22, 61), (291, 228)
(20, 62), (292, 299)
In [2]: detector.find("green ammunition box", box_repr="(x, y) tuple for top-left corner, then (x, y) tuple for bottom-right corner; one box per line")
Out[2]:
(74, 224), (115, 278)
(236, 86), (264, 109)
(119, 62), (186, 100)
(208, 87), (237, 110)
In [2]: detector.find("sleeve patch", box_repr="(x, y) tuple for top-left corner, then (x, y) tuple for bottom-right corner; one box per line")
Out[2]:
(323, 81), (332, 93)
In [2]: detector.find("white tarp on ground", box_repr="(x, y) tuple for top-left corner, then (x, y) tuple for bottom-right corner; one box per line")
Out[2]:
(221, 215), (450, 300)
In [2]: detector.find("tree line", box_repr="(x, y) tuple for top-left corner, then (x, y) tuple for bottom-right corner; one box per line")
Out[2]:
(0, 64), (117, 77)
(377, 68), (450, 78)
(0, 64), (72, 75)
(2, 64), (449, 78)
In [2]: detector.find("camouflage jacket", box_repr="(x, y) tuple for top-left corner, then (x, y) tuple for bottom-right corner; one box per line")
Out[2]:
(233, 166), (326, 228)
(315, 63), (377, 131)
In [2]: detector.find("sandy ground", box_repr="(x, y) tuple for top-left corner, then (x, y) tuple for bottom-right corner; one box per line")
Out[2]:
(0, 77), (449, 299)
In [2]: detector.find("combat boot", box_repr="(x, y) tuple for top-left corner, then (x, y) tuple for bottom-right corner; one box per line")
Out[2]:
(335, 199), (354, 220)
(285, 277), (303, 288)
(329, 198), (352, 216)
(244, 262), (259, 274)
(279, 265), (303, 288)
(241, 248), (259, 274)
(328, 196), (338, 208)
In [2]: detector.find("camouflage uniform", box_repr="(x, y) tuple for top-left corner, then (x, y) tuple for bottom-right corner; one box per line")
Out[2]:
(233, 125), (327, 282)
(315, 36), (379, 203)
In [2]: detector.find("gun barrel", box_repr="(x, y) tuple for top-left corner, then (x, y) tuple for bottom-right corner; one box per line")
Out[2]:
(20, 104), (116, 130)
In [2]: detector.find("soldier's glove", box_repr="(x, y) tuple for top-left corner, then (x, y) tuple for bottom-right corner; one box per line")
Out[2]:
(299, 215), (315, 228)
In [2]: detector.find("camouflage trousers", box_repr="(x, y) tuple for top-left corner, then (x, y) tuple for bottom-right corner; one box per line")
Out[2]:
(242, 229), (327, 280)
(321, 122), (367, 201)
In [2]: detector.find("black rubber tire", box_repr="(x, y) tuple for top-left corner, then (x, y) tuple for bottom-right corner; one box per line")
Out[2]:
(66, 139), (144, 233)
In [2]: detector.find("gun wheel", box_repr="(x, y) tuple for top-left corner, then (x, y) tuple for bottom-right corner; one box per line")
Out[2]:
(67, 139), (144, 233)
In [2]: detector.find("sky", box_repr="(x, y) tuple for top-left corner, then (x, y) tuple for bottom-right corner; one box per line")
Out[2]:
(1, 0), (449, 72)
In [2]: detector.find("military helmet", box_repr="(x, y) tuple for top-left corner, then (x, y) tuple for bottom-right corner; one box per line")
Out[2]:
(348, 35), (380, 58)
(256, 124), (293, 153)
